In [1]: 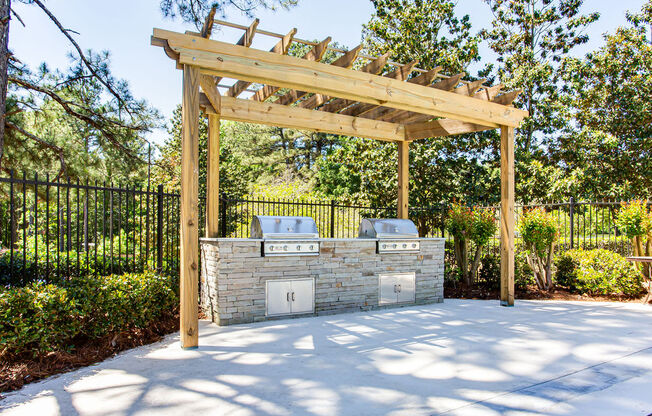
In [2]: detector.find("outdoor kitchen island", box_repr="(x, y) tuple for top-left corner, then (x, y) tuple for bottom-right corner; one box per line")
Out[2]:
(200, 217), (445, 326)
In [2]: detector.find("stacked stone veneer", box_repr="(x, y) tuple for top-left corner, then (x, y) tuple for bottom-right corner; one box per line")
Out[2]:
(200, 238), (445, 325)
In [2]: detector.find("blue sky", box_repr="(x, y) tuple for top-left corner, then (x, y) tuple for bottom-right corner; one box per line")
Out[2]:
(10, 0), (647, 147)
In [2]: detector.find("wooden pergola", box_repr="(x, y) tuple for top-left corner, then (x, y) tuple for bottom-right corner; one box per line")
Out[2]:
(151, 16), (528, 348)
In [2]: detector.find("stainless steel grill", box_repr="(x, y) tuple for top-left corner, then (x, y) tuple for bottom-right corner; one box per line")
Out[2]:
(358, 218), (420, 253)
(251, 216), (320, 256)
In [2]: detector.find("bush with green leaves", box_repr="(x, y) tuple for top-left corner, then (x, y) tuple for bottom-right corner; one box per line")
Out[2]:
(519, 208), (559, 290)
(445, 202), (497, 286)
(0, 271), (178, 358)
(555, 249), (643, 296)
(616, 201), (651, 277)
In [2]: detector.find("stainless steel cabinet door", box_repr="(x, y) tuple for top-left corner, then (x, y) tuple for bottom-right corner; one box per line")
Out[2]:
(396, 272), (416, 303)
(289, 278), (314, 314)
(266, 280), (292, 316)
(379, 274), (398, 305)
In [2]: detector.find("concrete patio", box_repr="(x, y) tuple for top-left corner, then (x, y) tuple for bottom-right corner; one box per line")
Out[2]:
(2, 299), (652, 416)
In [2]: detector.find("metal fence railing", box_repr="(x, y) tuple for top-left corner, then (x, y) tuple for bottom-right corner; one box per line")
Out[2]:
(0, 171), (180, 286)
(1, 170), (646, 286)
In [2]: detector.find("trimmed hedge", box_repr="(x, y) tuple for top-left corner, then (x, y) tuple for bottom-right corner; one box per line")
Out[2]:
(0, 271), (178, 358)
(555, 249), (643, 296)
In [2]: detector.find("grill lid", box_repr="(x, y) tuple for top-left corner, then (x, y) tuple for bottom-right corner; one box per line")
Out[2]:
(358, 218), (419, 239)
(250, 216), (319, 239)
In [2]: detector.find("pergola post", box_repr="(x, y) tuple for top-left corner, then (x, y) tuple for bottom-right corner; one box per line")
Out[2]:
(180, 64), (200, 348)
(206, 114), (220, 238)
(500, 126), (515, 306)
(397, 140), (409, 219)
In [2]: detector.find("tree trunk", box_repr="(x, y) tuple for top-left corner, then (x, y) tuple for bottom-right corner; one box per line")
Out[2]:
(470, 245), (483, 285)
(0, 0), (11, 163)
(545, 242), (555, 290)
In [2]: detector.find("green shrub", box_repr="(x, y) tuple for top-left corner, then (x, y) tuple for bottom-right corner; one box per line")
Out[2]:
(554, 249), (643, 296)
(0, 271), (178, 358)
(519, 208), (559, 290)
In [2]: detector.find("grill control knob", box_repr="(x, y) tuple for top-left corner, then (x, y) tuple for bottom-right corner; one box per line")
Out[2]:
(412, 243), (417, 248)
(309, 245), (314, 250)
(268, 245), (274, 251)
(283, 245), (288, 251)
(296, 245), (301, 251)
(392, 244), (397, 249)
(402, 243), (407, 248)
(382, 244), (387, 249)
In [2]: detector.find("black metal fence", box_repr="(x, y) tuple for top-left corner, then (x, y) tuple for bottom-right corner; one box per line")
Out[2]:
(1, 171), (645, 286)
(0, 172), (180, 286)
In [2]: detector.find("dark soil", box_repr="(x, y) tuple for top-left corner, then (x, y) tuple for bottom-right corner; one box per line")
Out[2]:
(0, 312), (179, 395)
(445, 283), (648, 303)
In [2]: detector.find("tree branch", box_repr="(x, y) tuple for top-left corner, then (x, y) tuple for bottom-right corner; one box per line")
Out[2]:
(31, 0), (134, 116)
(5, 121), (66, 180)
(9, 76), (145, 163)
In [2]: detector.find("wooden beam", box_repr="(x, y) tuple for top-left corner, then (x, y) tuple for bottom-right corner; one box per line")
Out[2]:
(405, 119), (493, 140)
(206, 114), (220, 238)
(453, 79), (485, 96)
(493, 90), (522, 106)
(474, 84), (503, 101)
(397, 141), (409, 219)
(180, 64), (200, 348)
(252, 36), (332, 102)
(157, 29), (528, 126)
(227, 28), (297, 98)
(500, 126), (515, 307)
(339, 60), (419, 117)
(236, 19), (259, 47)
(300, 52), (390, 110)
(376, 72), (465, 123)
(199, 74), (221, 113)
(360, 67), (441, 121)
(275, 45), (362, 107)
(201, 94), (405, 142)
(200, 6), (217, 38)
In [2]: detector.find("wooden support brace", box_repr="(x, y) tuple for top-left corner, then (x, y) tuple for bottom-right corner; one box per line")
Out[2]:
(397, 141), (409, 219)
(206, 114), (220, 238)
(500, 126), (515, 307)
(180, 64), (200, 347)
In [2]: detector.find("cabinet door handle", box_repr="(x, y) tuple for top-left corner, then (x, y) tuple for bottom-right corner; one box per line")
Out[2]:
(393, 284), (397, 293)
(398, 284), (402, 293)
(287, 292), (290, 302)
(292, 292), (295, 301)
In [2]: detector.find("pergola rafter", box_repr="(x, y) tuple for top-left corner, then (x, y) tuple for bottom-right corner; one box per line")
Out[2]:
(151, 18), (527, 348)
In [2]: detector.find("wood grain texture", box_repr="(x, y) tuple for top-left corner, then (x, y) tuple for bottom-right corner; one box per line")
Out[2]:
(202, 94), (406, 141)
(206, 114), (220, 238)
(153, 29), (527, 126)
(405, 119), (493, 140)
(252, 36), (331, 102)
(180, 65), (200, 347)
(397, 141), (409, 219)
(227, 28), (296, 98)
(500, 126), (515, 306)
(199, 75), (221, 113)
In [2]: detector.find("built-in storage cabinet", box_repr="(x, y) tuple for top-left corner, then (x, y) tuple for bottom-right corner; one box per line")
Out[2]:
(266, 278), (315, 316)
(379, 272), (416, 305)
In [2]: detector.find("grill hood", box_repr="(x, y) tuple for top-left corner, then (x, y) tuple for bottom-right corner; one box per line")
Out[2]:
(250, 216), (319, 240)
(358, 218), (419, 239)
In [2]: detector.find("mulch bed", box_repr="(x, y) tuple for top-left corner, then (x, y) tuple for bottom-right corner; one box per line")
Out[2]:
(0, 312), (179, 395)
(445, 283), (647, 303)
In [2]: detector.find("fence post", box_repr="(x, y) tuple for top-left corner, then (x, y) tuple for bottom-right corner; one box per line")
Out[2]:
(220, 193), (227, 238)
(330, 199), (336, 238)
(156, 184), (164, 272)
(569, 197), (575, 249)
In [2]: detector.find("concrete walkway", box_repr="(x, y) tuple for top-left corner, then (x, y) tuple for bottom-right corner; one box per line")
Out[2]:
(2, 300), (652, 416)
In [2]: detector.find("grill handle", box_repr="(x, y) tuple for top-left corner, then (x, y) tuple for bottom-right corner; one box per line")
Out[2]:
(287, 292), (290, 302)
(292, 292), (296, 301)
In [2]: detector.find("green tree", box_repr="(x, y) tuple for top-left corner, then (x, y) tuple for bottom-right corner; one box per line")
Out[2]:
(363, 0), (480, 72)
(553, 2), (652, 199)
(159, 0), (297, 28)
(2, 0), (161, 182)
(519, 207), (559, 290)
(482, 0), (600, 155)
